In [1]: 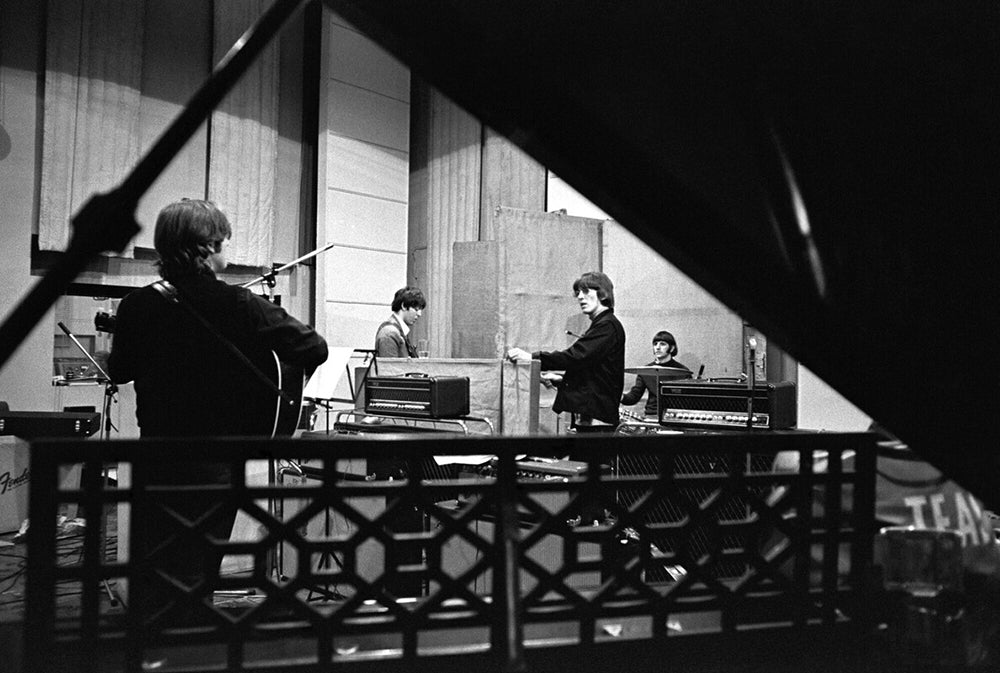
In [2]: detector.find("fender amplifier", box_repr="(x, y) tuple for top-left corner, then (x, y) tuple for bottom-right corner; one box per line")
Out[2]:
(657, 380), (796, 430)
(365, 374), (470, 418)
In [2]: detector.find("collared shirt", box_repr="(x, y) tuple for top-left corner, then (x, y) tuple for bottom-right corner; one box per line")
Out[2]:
(394, 313), (410, 339)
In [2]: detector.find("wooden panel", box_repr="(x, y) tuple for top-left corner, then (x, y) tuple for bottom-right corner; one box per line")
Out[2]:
(501, 359), (539, 435)
(479, 128), (546, 240)
(452, 241), (500, 358)
(496, 207), (603, 354)
(325, 134), (408, 201)
(323, 246), (405, 305)
(408, 85), (482, 358)
(322, 301), (394, 351)
(326, 80), (410, 151)
(325, 16), (410, 101)
(325, 190), (408, 252)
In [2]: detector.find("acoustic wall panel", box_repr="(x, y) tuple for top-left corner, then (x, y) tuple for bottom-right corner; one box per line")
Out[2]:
(318, 12), (410, 350)
(498, 208), (603, 355)
(324, 190), (408, 253)
(324, 247), (405, 305)
(325, 17), (410, 102)
(408, 84), (482, 358)
(452, 208), (603, 359)
(479, 128), (546, 240)
(326, 80), (409, 151)
(323, 302), (394, 352)
(452, 241), (500, 359)
(325, 135), (408, 202)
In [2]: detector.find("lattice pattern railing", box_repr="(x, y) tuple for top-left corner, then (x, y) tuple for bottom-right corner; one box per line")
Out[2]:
(25, 432), (876, 672)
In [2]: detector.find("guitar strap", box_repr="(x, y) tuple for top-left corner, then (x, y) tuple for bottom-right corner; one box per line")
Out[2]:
(151, 280), (293, 405)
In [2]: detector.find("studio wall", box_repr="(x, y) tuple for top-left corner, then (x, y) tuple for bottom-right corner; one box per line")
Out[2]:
(316, 12), (411, 354)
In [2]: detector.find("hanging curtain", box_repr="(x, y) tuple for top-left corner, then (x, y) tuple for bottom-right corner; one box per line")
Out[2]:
(209, 0), (279, 268)
(38, 0), (146, 253)
(39, 0), (280, 266)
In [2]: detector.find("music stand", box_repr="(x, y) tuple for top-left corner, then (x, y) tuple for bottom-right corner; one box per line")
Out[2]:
(302, 347), (376, 434)
(280, 347), (375, 599)
(56, 322), (120, 605)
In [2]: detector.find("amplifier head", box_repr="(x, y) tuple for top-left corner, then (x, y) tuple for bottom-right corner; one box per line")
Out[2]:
(364, 375), (470, 419)
(657, 380), (796, 430)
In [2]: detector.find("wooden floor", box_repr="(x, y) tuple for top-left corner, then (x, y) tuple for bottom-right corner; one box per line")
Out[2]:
(0, 530), (28, 623)
(1, 514), (125, 672)
(0, 513), (121, 619)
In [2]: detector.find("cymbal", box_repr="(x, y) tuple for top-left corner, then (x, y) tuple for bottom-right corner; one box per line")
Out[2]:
(625, 366), (692, 379)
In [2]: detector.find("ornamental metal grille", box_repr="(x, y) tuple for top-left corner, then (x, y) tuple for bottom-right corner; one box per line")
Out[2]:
(25, 432), (876, 672)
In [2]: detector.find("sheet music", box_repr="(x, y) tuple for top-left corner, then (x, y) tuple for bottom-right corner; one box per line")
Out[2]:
(302, 347), (358, 400)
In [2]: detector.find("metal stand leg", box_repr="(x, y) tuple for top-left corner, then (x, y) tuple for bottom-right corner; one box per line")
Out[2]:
(56, 323), (123, 607)
(306, 506), (346, 602)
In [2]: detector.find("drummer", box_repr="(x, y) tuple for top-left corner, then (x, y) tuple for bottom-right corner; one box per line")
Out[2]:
(621, 330), (692, 420)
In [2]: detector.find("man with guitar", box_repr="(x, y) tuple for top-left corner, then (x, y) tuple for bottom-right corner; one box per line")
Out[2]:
(108, 198), (327, 622)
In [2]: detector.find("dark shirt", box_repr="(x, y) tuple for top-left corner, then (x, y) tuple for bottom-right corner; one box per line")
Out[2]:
(108, 271), (327, 615)
(533, 308), (626, 426)
(109, 272), (328, 438)
(621, 358), (691, 418)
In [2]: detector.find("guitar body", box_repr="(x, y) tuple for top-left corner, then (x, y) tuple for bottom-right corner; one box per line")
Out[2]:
(270, 351), (308, 437)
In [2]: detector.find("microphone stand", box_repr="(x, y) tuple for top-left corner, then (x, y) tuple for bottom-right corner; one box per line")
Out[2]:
(57, 322), (118, 440)
(55, 322), (120, 605)
(746, 337), (757, 430)
(240, 241), (336, 290)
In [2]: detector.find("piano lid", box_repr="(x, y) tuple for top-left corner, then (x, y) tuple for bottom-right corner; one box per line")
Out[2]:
(325, 1), (1000, 508)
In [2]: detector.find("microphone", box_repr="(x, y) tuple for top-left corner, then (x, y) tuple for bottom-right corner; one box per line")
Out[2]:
(566, 330), (584, 339)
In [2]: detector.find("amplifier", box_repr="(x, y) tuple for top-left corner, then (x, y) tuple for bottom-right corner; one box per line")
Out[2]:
(365, 374), (470, 418)
(515, 458), (588, 478)
(0, 410), (101, 438)
(657, 380), (796, 430)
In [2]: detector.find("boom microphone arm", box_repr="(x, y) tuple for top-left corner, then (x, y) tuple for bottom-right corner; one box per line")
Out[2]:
(241, 242), (336, 290)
